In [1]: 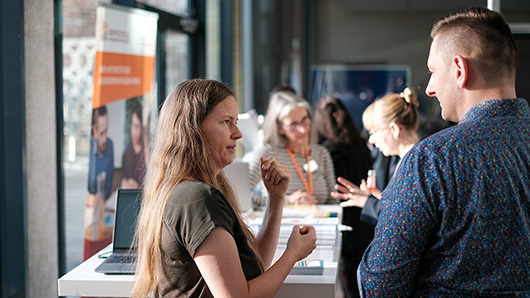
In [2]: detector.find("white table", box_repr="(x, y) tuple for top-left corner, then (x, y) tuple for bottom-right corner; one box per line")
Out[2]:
(58, 205), (342, 298)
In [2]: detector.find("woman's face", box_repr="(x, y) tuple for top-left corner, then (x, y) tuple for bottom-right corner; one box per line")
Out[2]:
(279, 107), (311, 148)
(130, 112), (142, 146)
(368, 105), (400, 156)
(201, 96), (242, 174)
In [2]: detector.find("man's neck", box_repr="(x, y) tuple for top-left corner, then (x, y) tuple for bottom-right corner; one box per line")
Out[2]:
(458, 85), (517, 122)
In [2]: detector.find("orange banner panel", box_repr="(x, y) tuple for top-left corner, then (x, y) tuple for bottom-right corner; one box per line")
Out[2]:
(92, 51), (155, 108)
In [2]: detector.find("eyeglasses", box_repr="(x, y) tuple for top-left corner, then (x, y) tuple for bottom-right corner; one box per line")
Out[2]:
(368, 126), (390, 137)
(282, 116), (311, 131)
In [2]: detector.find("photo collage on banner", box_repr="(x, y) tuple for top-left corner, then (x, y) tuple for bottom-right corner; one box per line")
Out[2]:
(85, 3), (158, 260)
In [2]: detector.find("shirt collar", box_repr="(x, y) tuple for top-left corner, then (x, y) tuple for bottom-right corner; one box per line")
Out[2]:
(460, 98), (529, 124)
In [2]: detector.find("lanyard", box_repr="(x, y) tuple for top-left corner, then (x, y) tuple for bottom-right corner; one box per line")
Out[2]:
(286, 148), (313, 195)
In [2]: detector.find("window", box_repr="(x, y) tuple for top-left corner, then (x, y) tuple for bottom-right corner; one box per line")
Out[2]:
(62, 0), (200, 273)
(137, 0), (189, 17)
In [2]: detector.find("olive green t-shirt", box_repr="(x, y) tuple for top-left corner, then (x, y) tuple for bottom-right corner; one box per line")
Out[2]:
(158, 180), (261, 298)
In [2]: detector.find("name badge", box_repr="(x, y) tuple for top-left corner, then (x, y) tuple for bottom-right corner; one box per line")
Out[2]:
(303, 159), (318, 173)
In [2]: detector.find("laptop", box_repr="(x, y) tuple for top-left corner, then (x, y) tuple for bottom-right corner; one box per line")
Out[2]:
(95, 188), (141, 274)
(224, 160), (253, 212)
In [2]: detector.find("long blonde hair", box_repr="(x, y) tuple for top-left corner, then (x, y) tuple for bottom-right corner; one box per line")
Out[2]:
(132, 79), (262, 298)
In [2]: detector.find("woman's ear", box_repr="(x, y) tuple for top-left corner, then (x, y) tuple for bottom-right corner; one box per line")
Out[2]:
(278, 123), (286, 136)
(390, 121), (400, 139)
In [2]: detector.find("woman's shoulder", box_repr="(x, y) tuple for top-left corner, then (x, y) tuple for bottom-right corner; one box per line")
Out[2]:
(168, 180), (222, 205)
(254, 144), (287, 156)
(164, 181), (229, 222)
(310, 144), (328, 151)
(310, 144), (332, 156)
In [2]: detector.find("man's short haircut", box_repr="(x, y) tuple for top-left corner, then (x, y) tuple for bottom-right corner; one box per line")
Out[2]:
(431, 7), (517, 84)
(92, 105), (108, 129)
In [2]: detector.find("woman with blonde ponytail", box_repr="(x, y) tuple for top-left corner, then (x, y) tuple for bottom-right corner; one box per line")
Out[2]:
(132, 79), (317, 298)
(332, 87), (420, 225)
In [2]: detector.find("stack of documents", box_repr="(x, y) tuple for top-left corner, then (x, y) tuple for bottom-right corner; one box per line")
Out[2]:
(249, 210), (340, 264)
(290, 260), (324, 275)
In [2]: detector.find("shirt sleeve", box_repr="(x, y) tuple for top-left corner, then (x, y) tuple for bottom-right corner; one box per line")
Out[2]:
(87, 136), (97, 194)
(168, 184), (236, 257)
(104, 139), (114, 200)
(248, 147), (264, 192)
(358, 147), (439, 296)
(321, 147), (339, 204)
(359, 195), (380, 226)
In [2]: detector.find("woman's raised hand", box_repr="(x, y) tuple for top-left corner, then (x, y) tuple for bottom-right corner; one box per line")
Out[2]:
(331, 177), (374, 208)
(260, 156), (291, 206)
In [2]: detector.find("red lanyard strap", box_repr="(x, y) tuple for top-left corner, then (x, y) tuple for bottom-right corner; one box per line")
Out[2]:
(286, 148), (313, 195)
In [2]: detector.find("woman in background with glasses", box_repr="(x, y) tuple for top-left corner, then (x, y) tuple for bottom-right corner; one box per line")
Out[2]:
(249, 91), (338, 207)
(332, 87), (420, 225)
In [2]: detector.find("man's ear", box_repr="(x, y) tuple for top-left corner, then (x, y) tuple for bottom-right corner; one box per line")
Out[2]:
(453, 55), (468, 89)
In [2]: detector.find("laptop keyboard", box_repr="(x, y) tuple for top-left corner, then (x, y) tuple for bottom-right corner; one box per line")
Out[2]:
(105, 254), (135, 264)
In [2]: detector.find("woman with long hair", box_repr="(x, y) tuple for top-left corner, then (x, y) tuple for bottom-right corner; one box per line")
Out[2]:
(313, 95), (372, 186)
(133, 79), (316, 298)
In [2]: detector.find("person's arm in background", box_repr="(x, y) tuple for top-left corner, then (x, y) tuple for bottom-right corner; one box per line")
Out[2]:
(87, 136), (97, 195)
(104, 138), (114, 200)
(321, 147), (339, 204)
(358, 196), (380, 226)
(333, 176), (382, 225)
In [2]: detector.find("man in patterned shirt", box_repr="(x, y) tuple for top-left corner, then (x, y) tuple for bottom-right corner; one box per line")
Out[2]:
(358, 7), (530, 297)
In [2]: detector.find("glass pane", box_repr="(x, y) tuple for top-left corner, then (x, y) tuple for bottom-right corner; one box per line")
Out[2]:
(137, 0), (189, 17)
(63, 0), (110, 273)
(165, 29), (189, 96)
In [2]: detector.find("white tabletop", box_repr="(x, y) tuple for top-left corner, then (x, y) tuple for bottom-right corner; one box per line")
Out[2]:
(58, 205), (342, 298)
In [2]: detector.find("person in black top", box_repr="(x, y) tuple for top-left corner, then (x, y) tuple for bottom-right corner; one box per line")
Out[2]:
(313, 95), (373, 298)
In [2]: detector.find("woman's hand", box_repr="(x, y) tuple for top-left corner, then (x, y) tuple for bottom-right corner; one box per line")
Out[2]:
(261, 156), (291, 206)
(331, 177), (375, 208)
(287, 190), (318, 205)
(333, 177), (371, 197)
(359, 179), (382, 199)
(285, 225), (317, 261)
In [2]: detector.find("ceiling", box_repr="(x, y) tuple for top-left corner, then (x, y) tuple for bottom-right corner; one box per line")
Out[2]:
(334, 0), (530, 13)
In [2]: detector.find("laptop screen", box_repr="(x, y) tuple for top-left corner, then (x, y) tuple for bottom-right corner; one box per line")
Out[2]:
(112, 189), (142, 251)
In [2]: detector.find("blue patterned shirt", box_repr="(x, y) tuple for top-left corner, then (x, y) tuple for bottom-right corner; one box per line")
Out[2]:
(359, 98), (530, 297)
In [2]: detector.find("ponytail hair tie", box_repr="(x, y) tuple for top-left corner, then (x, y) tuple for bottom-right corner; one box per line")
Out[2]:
(400, 87), (416, 105)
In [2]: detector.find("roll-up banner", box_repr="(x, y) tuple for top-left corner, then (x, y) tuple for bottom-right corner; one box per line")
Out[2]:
(84, 3), (158, 261)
